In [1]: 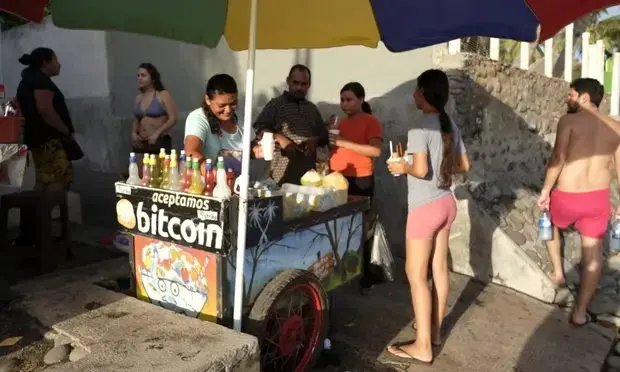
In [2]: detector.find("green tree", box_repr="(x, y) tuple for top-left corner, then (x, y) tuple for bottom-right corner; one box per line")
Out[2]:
(588, 15), (620, 52)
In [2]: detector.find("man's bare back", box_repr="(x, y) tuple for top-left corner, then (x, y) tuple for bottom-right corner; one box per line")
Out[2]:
(556, 110), (620, 193)
(539, 78), (620, 327)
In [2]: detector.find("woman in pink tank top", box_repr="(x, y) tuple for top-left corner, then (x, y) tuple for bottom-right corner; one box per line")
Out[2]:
(386, 69), (471, 364)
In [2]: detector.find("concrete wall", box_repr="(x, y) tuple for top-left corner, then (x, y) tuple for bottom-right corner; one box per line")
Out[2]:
(1, 18), (436, 226)
(2, 18), (109, 99)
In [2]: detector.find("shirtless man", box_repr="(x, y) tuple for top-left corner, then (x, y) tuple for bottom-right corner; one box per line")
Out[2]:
(537, 78), (620, 326)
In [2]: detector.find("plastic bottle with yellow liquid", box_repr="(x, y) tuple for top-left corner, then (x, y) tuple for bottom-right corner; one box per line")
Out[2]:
(148, 154), (160, 188)
(187, 158), (204, 195)
(140, 153), (151, 187)
(167, 157), (181, 191)
(157, 148), (166, 184)
(160, 155), (171, 189)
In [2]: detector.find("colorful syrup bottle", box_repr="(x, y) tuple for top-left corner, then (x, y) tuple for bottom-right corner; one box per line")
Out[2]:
(203, 159), (215, 196)
(140, 153), (151, 186)
(182, 155), (193, 193)
(188, 159), (204, 195)
(160, 155), (171, 189)
(167, 157), (181, 191)
(148, 154), (159, 188)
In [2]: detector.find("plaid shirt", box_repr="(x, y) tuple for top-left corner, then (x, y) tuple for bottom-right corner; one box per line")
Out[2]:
(253, 93), (328, 185)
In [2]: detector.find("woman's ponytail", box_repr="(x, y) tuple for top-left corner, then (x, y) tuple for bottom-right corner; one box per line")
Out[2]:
(417, 69), (455, 188)
(18, 54), (32, 66)
(438, 109), (454, 188)
(18, 47), (55, 69)
(361, 101), (372, 114)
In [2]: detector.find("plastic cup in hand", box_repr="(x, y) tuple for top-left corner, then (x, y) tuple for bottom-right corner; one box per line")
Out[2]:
(328, 114), (339, 128)
(388, 155), (403, 177)
(260, 132), (274, 161)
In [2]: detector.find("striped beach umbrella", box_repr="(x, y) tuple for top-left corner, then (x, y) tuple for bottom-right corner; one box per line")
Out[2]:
(1, 0), (617, 50)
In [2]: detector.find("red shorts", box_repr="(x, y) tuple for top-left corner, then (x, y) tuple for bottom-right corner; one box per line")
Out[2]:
(406, 194), (457, 239)
(549, 189), (611, 238)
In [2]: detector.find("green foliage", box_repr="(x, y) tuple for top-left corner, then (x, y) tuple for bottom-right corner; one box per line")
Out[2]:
(588, 15), (620, 52)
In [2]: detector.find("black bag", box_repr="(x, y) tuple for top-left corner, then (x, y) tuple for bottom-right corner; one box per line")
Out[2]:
(60, 135), (84, 161)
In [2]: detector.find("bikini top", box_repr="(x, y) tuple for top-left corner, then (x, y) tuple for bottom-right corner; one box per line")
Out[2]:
(133, 93), (167, 119)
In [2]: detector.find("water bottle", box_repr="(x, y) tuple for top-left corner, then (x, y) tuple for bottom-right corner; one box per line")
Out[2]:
(538, 210), (553, 241)
(610, 218), (620, 253)
(126, 152), (141, 185)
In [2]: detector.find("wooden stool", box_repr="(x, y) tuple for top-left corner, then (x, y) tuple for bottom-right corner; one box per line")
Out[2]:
(0, 190), (71, 274)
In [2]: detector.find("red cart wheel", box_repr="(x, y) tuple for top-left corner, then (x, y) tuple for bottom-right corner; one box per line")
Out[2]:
(246, 269), (328, 372)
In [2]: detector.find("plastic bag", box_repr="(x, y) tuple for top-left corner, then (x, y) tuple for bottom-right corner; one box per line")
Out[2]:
(370, 218), (395, 282)
(0, 145), (27, 187)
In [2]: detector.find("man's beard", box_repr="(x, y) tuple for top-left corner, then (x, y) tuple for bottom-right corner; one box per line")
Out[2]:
(287, 90), (306, 101)
(566, 102), (579, 113)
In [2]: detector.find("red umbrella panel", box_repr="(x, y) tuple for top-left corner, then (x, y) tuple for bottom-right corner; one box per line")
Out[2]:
(0, 0), (49, 23)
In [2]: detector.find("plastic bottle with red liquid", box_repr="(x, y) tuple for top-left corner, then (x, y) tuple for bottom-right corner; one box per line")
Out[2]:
(203, 159), (215, 196)
(226, 168), (235, 193)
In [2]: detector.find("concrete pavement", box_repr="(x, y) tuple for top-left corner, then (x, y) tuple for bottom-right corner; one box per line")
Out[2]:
(325, 271), (615, 372)
(2, 257), (616, 372)
(9, 258), (259, 372)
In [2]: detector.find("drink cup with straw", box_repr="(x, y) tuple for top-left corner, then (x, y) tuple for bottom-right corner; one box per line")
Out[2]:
(328, 114), (340, 136)
(387, 140), (403, 177)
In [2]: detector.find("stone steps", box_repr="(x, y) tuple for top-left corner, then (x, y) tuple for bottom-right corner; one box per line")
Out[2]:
(448, 187), (556, 302)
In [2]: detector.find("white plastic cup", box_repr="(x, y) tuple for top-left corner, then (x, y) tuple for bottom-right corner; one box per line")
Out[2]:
(261, 132), (274, 161)
(388, 156), (403, 177)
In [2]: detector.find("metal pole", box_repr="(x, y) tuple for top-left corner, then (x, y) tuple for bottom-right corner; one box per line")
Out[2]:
(233, 0), (258, 332)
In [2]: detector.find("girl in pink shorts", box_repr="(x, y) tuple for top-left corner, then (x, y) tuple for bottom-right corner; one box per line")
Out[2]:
(387, 69), (470, 364)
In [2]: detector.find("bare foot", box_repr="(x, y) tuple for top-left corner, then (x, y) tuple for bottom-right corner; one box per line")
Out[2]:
(548, 271), (566, 288)
(387, 342), (432, 363)
(570, 311), (591, 326)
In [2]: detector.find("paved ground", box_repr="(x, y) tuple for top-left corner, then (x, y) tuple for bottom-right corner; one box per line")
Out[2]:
(0, 240), (615, 371)
(320, 273), (615, 372)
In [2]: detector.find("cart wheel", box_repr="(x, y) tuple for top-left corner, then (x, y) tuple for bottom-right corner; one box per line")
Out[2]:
(246, 269), (328, 372)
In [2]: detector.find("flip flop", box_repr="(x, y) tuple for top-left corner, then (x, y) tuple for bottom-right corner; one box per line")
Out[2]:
(386, 345), (433, 365)
(569, 312), (592, 327)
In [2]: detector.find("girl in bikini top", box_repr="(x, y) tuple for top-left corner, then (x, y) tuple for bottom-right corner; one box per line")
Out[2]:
(133, 92), (167, 119)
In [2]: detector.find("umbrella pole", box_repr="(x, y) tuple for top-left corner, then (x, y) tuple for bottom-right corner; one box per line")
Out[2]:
(233, 0), (259, 332)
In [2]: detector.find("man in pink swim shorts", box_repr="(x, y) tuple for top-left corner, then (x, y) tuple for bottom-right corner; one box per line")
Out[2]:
(538, 78), (620, 327)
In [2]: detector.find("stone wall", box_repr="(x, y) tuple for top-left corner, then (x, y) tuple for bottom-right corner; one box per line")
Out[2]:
(446, 54), (613, 278)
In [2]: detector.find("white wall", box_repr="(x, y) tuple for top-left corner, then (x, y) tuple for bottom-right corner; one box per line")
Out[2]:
(2, 18), (435, 115)
(1, 18), (109, 99)
(0, 19), (436, 228)
(106, 32), (435, 117)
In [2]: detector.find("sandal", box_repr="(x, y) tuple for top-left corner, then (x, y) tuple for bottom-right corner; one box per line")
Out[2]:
(386, 345), (433, 365)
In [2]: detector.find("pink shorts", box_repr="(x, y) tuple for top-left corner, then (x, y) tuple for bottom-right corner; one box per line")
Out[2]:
(549, 189), (610, 238)
(406, 194), (457, 239)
